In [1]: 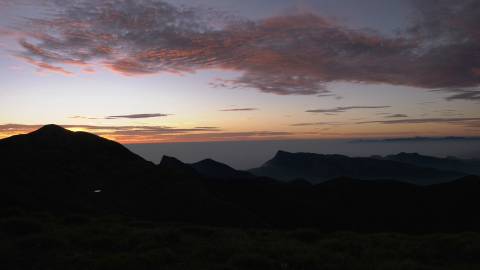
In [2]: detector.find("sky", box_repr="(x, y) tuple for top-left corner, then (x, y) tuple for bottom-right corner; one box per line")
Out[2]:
(0, 0), (479, 144)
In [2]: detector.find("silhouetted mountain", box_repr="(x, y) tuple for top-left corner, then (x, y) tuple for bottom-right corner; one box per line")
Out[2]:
(2, 126), (480, 232)
(0, 124), (155, 213)
(381, 152), (480, 175)
(249, 150), (466, 185)
(191, 158), (253, 179)
(351, 136), (480, 142)
(0, 125), (258, 226)
(288, 178), (313, 187)
(0, 124), (152, 185)
(1, 124), (150, 168)
(159, 155), (200, 178)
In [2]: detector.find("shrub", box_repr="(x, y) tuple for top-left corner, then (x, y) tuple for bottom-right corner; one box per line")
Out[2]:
(15, 234), (67, 251)
(228, 253), (277, 270)
(288, 228), (322, 244)
(0, 217), (44, 236)
(63, 215), (91, 226)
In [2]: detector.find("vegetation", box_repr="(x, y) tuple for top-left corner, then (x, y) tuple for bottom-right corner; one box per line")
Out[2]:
(1, 209), (480, 270)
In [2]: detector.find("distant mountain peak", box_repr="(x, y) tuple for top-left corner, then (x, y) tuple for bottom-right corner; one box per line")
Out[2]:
(158, 156), (199, 177)
(195, 158), (232, 168)
(271, 150), (294, 161)
(275, 150), (292, 156)
(191, 158), (253, 179)
(272, 151), (347, 160)
(389, 152), (461, 162)
(159, 155), (194, 170)
(31, 124), (72, 136)
(159, 156), (186, 167)
(396, 152), (420, 156)
(196, 158), (218, 164)
(250, 150), (466, 185)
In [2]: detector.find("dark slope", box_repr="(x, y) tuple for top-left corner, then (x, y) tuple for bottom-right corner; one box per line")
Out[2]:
(2, 126), (480, 232)
(382, 152), (480, 175)
(191, 158), (253, 179)
(159, 155), (200, 178)
(129, 155), (261, 226)
(0, 124), (155, 213)
(204, 175), (480, 231)
(249, 150), (466, 184)
(0, 125), (258, 226)
(0, 124), (151, 170)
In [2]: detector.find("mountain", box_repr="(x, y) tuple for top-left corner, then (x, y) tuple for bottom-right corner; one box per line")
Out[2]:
(0, 124), (155, 212)
(159, 155), (200, 178)
(0, 125), (259, 226)
(191, 158), (253, 179)
(249, 150), (466, 184)
(381, 152), (480, 175)
(2, 125), (480, 232)
(0, 124), (153, 182)
(0, 124), (150, 168)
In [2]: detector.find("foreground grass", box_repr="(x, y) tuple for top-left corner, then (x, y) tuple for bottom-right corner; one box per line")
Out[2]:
(1, 210), (480, 270)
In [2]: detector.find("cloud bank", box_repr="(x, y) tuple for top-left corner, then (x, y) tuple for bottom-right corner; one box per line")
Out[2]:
(71, 113), (171, 120)
(219, 108), (258, 112)
(385, 114), (409, 118)
(357, 117), (480, 128)
(306, 106), (391, 114)
(9, 0), (480, 96)
(105, 113), (171, 119)
(434, 88), (480, 101)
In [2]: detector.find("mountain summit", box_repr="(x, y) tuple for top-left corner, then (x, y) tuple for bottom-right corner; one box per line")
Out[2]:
(31, 124), (73, 136)
(0, 124), (150, 169)
(249, 150), (465, 185)
(382, 152), (480, 175)
(191, 158), (253, 179)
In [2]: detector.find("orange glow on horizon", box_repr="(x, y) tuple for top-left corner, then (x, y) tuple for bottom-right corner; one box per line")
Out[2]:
(1, 122), (478, 145)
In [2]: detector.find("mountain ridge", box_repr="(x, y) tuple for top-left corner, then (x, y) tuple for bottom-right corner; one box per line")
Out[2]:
(191, 158), (253, 179)
(249, 150), (467, 185)
(1, 125), (480, 231)
(380, 152), (480, 175)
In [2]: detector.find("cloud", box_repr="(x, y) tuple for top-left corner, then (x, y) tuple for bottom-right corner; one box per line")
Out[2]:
(0, 27), (12, 37)
(212, 73), (332, 96)
(306, 106), (391, 114)
(71, 113), (171, 120)
(351, 136), (480, 143)
(385, 114), (408, 118)
(195, 126), (219, 129)
(432, 109), (465, 117)
(434, 88), (480, 101)
(69, 116), (100, 120)
(105, 113), (171, 119)
(357, 117), (480, 127)
(82, 67), (96, 74)
(6, 0), (480, 95)
(163, 131), (293, 141)
(219, 108), (258, 112)
(0, 124), (216, 134)
(316, 93), (343, 99)
(19, 55), (73, 76)
(290, 122), (346, 127)
(0, 0), (14, 8)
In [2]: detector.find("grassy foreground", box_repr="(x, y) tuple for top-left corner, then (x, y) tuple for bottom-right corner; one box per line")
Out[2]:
(1, 210), (480, 270)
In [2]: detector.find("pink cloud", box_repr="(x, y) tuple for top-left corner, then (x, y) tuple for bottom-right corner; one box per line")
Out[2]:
(6, 0), (480, 97)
